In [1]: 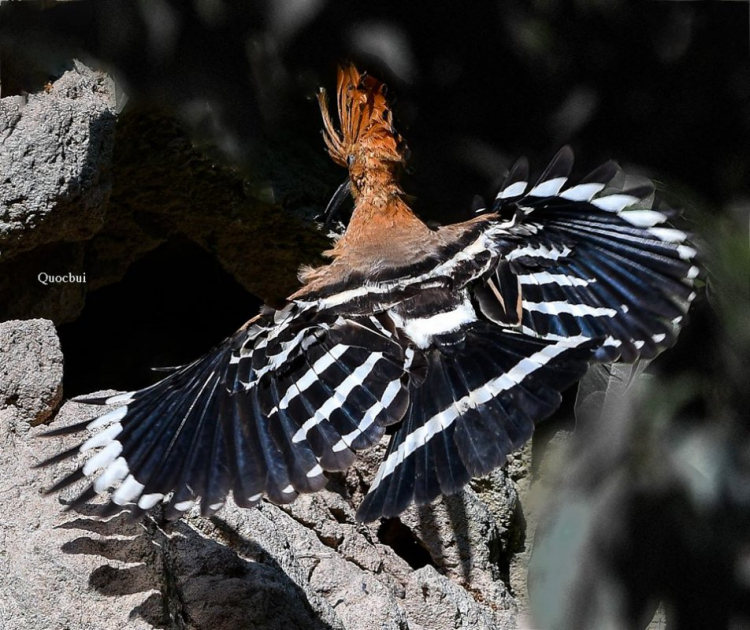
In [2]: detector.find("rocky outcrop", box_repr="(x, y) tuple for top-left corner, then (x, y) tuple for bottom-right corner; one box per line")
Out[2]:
(0, 61), (115, 260)
(0, 62), (116, 323)
(0, 61), (331, 326)
(0, 318), (63, 425)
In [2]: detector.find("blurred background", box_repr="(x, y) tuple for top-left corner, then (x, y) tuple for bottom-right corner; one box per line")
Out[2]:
(3, 0), (748, 220)
(1, 1), (748, 628)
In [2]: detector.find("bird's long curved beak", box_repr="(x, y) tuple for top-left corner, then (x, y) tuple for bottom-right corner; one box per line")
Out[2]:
(323, 178), (353, 228)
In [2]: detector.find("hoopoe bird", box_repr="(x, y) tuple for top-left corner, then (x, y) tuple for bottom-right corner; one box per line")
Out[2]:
(39, 65), (699, 522)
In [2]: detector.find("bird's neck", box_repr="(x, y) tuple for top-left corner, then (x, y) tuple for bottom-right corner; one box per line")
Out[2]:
(332, 180), (427, 254)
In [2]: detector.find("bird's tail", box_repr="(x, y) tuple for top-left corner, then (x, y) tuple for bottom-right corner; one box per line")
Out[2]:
(357, 323), (594, 522)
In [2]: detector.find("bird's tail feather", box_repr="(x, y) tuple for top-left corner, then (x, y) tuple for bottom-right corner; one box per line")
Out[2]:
(357, 323), (594, 521)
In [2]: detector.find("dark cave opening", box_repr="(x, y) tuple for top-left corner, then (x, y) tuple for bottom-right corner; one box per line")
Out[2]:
(58, 237), (262, 398)
(377, 518), (436, 571)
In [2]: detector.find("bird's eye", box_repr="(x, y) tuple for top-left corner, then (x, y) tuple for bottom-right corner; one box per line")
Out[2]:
(347, 155), (355, 166)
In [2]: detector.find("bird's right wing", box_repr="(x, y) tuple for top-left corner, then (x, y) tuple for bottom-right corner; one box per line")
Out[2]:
(476, 147), (699, 362)
(38, 307), (421, 519)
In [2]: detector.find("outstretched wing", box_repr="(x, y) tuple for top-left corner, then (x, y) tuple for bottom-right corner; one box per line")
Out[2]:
(476, 147), (699, 362)
(38, 307), (421, 519)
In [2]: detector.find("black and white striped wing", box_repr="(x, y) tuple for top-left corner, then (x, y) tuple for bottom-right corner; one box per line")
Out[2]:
(479, 147), (699, 362)
(357, 322), (594, 521)
(38, 308), (420, 519)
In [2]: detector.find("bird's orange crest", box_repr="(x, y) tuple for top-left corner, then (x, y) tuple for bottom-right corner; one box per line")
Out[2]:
(317, 64), (405, 169)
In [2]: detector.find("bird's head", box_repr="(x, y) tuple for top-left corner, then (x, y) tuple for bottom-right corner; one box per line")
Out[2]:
(318, 64), (407, 196)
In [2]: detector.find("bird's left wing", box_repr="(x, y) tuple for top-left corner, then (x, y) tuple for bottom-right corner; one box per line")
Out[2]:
(37, 307), (421, 519)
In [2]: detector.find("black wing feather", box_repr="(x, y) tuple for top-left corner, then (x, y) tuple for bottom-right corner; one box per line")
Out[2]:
(479, 148), (698, 362)
(41, 310), (415, 517)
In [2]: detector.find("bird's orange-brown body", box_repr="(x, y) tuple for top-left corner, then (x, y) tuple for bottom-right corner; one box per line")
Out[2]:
(298, 65), (484, 295)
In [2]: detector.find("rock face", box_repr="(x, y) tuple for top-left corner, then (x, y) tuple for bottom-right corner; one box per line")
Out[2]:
(0, 318), (63, 425)
(0, 326), (521, 629)
(0, 61), (331, 326)
(0, 61), (117, 324)
(0, 60), (116, 259)
(92, 109), (332, 307)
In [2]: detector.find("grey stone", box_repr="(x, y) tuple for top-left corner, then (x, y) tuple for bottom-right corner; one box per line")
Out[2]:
(402, 566), (517, 630)
(0, 241), (87, 325)
(0, 61), (116, 323)
(0, 318), (63, 425)
(396, 487), (515, 614)
(92, 108), (332, 307)
(0, 59), (332, 324)
(0, 398), (165, 630)
(0, 60), (116, 260)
